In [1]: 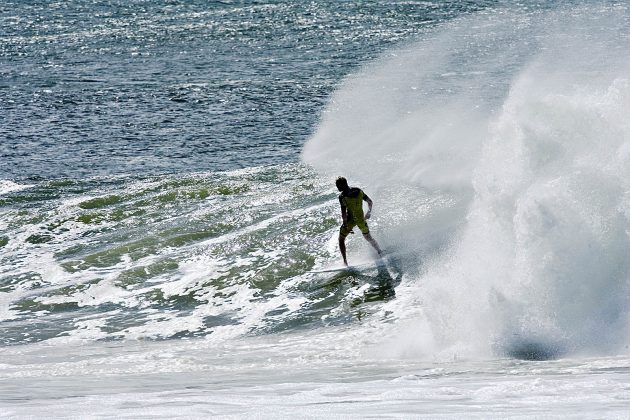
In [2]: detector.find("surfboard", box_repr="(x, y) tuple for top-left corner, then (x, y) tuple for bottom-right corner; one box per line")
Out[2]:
(308, 258), (387, 274)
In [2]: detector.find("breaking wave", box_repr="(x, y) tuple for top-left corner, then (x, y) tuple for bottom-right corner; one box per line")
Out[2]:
(303, 3), (630, 359)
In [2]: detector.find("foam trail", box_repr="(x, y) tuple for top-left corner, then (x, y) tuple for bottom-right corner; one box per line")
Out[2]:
(303, 4), (630, 358)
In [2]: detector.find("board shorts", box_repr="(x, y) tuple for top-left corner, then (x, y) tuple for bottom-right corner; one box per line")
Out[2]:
(340, 218), (369, 238)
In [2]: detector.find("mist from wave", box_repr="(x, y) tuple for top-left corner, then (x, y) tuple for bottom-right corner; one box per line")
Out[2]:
(303, 3), (630, 360)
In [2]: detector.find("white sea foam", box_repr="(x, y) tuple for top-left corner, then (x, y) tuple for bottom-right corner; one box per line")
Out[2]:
(303, 5), (630, 358)
(0, 180), (32, 195)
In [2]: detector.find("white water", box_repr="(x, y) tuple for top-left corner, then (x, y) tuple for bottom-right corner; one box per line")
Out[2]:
(0, 181), (32, 196)
(3, 336), (630, 418)
(303, 4), (630, 360)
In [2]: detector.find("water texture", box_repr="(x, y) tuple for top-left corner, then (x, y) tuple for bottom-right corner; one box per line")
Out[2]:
(1, 0), (489, 178)
(2, 1), (630, 417)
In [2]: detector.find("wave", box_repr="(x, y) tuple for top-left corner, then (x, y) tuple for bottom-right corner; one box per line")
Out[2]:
(303, 3), (630, 358)
(1, 165), (401, 345)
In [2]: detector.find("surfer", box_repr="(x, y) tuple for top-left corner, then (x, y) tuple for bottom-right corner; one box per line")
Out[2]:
(336, 176), (383, 266)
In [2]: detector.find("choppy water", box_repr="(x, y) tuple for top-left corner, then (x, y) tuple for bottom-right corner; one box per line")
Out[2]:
(1, 164), (404, 345)
(3, 0), (630, 418)
(1, 0), (489, 179)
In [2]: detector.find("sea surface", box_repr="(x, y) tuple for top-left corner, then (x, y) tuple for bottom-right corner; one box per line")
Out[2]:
(2, 0), (630, 418)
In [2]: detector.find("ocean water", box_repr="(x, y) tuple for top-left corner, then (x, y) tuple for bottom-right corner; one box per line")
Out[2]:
(2, 0), (630, 418)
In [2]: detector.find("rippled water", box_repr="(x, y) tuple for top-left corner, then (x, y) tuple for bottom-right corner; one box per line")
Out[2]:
(0, 0), (490, 178)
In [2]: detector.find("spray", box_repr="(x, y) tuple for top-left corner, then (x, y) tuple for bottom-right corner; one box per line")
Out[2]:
(303, 4), (630, 358)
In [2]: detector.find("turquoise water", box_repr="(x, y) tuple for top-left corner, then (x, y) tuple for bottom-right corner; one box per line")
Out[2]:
(3, 1), (630, 417)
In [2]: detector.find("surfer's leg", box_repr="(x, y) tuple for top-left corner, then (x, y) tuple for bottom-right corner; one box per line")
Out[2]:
(357, 220), (382, 256)
(339, 222), (354, 266)
(363, 232), (383, 256)
(339, 235), (348, 266)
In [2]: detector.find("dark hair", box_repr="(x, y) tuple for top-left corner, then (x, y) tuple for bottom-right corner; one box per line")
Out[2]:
(335, 176), (349, 190)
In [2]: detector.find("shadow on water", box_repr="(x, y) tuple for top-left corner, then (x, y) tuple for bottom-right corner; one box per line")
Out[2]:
(356, 256), (404, 302)
(257, 253), (410, 333)
(489, 288), (567, 361)
(314, 253), (405, 303)
(503, 338), (566, 361)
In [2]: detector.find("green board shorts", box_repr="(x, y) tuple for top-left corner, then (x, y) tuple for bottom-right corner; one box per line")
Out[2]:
(340, 218), (369, 238)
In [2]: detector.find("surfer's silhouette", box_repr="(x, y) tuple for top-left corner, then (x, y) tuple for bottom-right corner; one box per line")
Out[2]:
(336, 176), (382, 266)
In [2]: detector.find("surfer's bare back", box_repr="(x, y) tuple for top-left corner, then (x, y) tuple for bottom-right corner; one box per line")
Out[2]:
(336, 176), (382, 266)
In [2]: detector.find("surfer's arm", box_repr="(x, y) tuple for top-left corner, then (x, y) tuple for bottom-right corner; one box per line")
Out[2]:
(363, 194), (373, 219)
